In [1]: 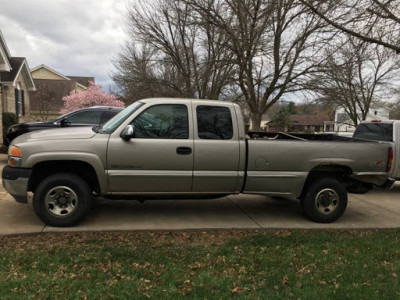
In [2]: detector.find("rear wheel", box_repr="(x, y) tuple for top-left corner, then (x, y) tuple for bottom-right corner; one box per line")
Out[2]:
(33, 173), (92, 227)
(301, 178), (347, 223)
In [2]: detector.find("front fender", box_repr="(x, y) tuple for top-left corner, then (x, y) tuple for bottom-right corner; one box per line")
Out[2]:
(25, 152), (109, 194)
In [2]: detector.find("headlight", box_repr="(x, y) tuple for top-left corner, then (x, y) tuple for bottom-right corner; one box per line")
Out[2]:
(8, 146), (22, 167)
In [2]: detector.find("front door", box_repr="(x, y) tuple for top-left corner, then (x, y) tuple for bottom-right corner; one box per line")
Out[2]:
(107, 103), (193, 194)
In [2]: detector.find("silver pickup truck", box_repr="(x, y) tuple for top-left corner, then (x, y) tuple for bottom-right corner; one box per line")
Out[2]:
(2, 98), (395, 226)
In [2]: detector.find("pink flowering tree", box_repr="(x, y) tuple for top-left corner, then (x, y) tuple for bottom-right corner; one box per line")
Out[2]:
(61, 82), (125, 114)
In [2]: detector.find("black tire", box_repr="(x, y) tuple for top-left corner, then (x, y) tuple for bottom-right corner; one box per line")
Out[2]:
(301, 178), (347, 223)
(33, 173), (92, 227)
(346, 182), (373, 194)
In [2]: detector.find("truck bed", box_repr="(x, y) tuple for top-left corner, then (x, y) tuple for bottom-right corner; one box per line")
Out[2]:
(248, 131), (361, 142)
(243, 133), (391, 199)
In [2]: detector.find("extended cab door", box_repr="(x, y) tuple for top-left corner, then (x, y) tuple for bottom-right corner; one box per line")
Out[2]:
(107, 103), (194, 194)
(192, 103), (242, 193)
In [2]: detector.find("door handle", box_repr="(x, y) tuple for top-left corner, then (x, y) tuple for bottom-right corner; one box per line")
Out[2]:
(176, 147), (192, 155)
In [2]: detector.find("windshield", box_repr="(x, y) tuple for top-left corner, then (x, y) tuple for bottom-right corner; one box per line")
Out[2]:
(100, 102), (145, 134)
(353, 123), (393, 142)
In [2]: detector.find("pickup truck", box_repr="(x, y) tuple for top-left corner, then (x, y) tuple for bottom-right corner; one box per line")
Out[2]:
(2, 98), (395, 227)
(354, 120), (399, 182)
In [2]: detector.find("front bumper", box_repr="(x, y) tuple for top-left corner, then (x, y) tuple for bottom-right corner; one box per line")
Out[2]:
(2, 166), (31, 203)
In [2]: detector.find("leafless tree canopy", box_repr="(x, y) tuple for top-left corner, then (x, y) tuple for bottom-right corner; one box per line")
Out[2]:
(299, 0), (400, 53)
(185, 0), (330, 129)
(29, 80), (76, 121)
(113, 0), (236, 104)
(113, 0), (328, 129)
(113, 0), (400, 130)
(307, 37), (400, 126)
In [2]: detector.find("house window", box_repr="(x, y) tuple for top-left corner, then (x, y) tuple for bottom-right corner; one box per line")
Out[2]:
(40, 68), (47, 76)
(14, 82), (25, 116)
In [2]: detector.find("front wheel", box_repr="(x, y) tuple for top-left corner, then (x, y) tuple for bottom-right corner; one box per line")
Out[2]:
(33, 173), (92, 227)
(301, 178), (347, 223)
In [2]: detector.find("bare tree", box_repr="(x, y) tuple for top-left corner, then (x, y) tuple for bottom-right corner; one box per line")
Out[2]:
(113, 0), (236, 102)
(299, 0), (400, 53)
(307, 37), (400, 126)
(113, 44), (181, 103)
(29, 80), (75, 121)
(185, 0), (326, 130)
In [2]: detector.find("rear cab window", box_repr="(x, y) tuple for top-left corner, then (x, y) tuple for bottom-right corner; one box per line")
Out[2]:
(353, 123), (393, 142)
(196, 105), (233, 140)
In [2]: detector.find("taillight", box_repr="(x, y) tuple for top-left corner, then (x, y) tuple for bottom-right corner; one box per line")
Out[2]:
(386, 147), (393, 172)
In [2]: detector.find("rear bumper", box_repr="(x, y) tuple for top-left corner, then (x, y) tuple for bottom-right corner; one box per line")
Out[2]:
(380, 178), (396, 190)
(2, 166), (31, 203)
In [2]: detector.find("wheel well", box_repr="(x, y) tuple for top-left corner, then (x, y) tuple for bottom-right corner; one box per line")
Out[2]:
(301, 165), (353, 198)
(28, 161), (101, 194)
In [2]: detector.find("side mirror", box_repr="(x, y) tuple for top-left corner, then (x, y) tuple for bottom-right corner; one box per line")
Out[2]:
(120, 125), (135, 140)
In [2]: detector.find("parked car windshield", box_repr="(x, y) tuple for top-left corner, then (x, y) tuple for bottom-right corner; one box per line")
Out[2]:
(100, 102), (144, 134)
(353, 123), (393, 142)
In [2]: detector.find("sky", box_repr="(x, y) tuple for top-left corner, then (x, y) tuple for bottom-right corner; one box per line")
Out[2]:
(0, 0), (129, 90)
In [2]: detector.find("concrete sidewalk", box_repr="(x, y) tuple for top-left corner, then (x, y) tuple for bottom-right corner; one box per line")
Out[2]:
(0, 153), (399, 235)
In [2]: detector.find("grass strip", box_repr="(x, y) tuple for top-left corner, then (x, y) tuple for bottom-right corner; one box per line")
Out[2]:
(0, 230), (399, 299)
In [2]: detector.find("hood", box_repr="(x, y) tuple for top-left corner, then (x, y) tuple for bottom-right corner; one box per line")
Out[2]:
(13, 126), (97, 144)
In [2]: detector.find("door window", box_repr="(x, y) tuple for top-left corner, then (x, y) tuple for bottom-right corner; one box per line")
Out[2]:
(197, 105), (233, 140)
(131, 104), (189, 139)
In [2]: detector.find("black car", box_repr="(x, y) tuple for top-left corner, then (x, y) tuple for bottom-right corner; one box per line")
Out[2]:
(4, 106), (123, 146)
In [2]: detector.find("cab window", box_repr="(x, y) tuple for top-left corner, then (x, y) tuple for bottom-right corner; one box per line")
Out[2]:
(197, 105), (233, 140)
(131, 104), (189, 139)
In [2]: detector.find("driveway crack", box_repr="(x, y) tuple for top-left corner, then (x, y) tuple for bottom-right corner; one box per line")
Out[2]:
(228, 196), (262, 228)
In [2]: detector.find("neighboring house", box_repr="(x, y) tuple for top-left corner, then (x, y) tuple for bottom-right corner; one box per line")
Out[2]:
(29, 64), (94, 121)
(290, 114), (333, 133)
(334, 104), (391, 132)
(0, 30), (36, 143)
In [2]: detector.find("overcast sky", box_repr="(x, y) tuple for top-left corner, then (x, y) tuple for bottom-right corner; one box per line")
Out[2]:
(0, 0), (129, 90)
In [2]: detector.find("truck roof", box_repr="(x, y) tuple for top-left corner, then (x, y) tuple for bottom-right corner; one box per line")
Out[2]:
(139, 97), (237, 107)
(359, 120), (400, 125)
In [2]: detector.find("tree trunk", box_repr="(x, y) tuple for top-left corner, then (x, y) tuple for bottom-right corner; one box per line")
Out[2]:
(251, 113), (263, 131)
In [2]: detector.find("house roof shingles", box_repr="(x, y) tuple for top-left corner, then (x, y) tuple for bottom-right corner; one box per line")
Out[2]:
(0, 57), (25, 82)
(290, 114), (331, 126)
(67, 76), (94, 88)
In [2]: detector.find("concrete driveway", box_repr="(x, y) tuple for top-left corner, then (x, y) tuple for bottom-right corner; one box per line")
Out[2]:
(0, 154), (399, 235)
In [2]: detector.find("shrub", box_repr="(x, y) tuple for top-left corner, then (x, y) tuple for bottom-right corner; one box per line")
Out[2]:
(2, 112), (18, 134)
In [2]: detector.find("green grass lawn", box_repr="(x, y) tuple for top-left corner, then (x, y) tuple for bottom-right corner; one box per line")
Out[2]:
(0, 230), (399, 299)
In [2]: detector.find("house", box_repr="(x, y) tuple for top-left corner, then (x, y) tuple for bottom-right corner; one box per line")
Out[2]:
(334, 103), (391, 132)
(0, 30), (36, 143)
(290, 114), (333, 133)
(29, 65), (94, 121)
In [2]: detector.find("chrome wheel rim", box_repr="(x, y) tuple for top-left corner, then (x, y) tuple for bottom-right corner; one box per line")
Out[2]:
(315, 188), (339, 215)
(45, 186), (78, 217)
